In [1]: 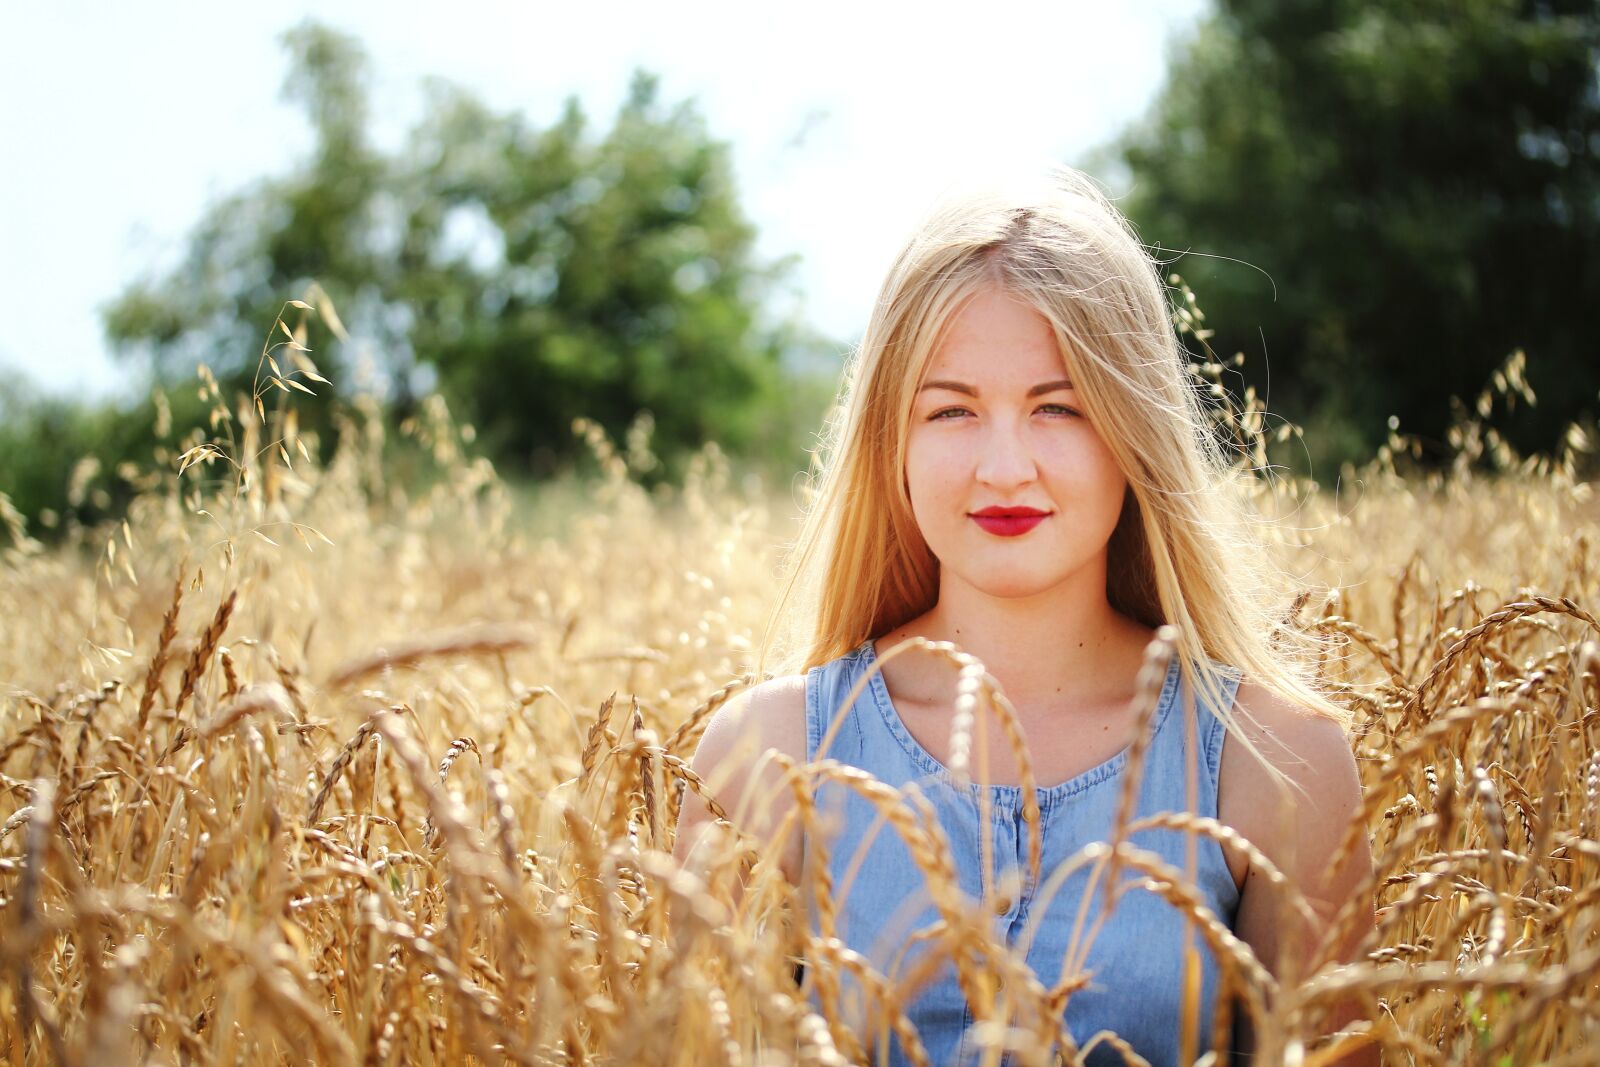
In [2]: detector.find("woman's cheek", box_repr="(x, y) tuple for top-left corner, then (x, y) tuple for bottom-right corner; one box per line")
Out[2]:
(906, 442), (962, 541)
(907, 435), (950, 490)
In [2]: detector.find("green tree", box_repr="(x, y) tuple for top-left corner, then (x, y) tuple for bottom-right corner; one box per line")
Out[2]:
(106, 23), (383, 389)
(1095, 0), (1599, 468)
(104, 20), (832, 477)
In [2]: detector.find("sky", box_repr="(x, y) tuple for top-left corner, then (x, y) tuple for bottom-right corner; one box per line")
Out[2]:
(1, 0), (1208, 404)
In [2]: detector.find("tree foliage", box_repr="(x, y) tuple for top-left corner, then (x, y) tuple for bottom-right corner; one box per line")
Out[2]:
(1099, 0), (1599, 467)
(104, 20), (833, 476)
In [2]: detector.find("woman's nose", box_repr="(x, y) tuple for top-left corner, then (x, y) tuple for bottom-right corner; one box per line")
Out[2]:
(974, 419), (1037, 488)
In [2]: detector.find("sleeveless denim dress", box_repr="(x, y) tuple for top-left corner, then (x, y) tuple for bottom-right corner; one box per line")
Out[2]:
(800, 639), (1243, 1066)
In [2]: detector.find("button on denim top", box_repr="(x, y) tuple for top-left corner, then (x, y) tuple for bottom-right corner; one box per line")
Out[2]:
(801, 639), (1243, 1066)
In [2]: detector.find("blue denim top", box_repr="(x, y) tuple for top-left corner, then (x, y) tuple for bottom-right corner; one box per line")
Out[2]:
(801, 638), (1244, 1066)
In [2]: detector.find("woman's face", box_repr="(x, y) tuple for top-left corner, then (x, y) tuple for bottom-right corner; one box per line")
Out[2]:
(905, 285), (1128, 601)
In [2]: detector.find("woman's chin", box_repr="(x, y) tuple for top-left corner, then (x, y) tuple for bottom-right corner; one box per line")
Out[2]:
(965, 572), (1072, 601)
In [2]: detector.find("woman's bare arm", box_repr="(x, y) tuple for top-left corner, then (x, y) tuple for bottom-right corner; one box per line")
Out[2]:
(669, 676), (808, 938)
(1223, 682), (1380, 1066)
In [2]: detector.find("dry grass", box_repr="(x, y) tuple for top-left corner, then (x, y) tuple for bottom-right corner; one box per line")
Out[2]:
(0, 301), (1597, 1065)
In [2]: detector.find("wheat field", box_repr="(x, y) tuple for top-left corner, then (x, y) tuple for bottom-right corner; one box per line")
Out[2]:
(1, 306), (1597, 1065)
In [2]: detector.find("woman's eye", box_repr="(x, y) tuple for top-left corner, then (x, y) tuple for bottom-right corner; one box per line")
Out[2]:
(927, 405), (1079, 420)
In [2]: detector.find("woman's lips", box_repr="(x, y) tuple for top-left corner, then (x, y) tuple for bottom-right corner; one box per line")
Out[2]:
(970, 509), (1049, 537)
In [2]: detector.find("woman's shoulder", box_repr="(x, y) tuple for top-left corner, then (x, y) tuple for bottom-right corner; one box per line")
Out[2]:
(683, 674), (811, 805)
(1218, 677), (1372, 983)
(676, 673), (811, 883)
(1219, 677), (1364, 872)
(1223, 678), (1354, 773)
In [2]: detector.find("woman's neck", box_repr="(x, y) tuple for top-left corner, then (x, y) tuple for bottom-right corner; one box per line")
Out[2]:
(883, 568), (1153, 714)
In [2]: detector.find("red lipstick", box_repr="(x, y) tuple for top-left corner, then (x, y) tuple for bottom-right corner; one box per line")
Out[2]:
(969, 506), (1050, 537)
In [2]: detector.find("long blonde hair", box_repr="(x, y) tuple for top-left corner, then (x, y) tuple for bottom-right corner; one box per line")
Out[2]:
(756, 164), (1348, 745)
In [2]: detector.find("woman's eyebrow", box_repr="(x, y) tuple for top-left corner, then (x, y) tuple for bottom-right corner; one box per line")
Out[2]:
(918, 378), (1074, 397)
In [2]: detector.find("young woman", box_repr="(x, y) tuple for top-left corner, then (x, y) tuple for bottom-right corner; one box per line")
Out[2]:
(673, 165), (1376, 1066)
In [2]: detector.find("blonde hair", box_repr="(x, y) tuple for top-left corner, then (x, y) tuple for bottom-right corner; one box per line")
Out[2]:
(756, 163), (1349, 754)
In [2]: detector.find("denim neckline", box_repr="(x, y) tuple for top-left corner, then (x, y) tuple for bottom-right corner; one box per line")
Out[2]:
(856, 637), (1182, 807)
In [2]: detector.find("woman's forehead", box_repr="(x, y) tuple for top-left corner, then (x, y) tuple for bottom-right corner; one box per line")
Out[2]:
(923, 306), (1072, 389)
(937, 283), (1062, 348)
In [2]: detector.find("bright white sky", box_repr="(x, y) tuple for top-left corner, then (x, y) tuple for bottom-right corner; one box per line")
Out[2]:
(1, 0), (1207, 403)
